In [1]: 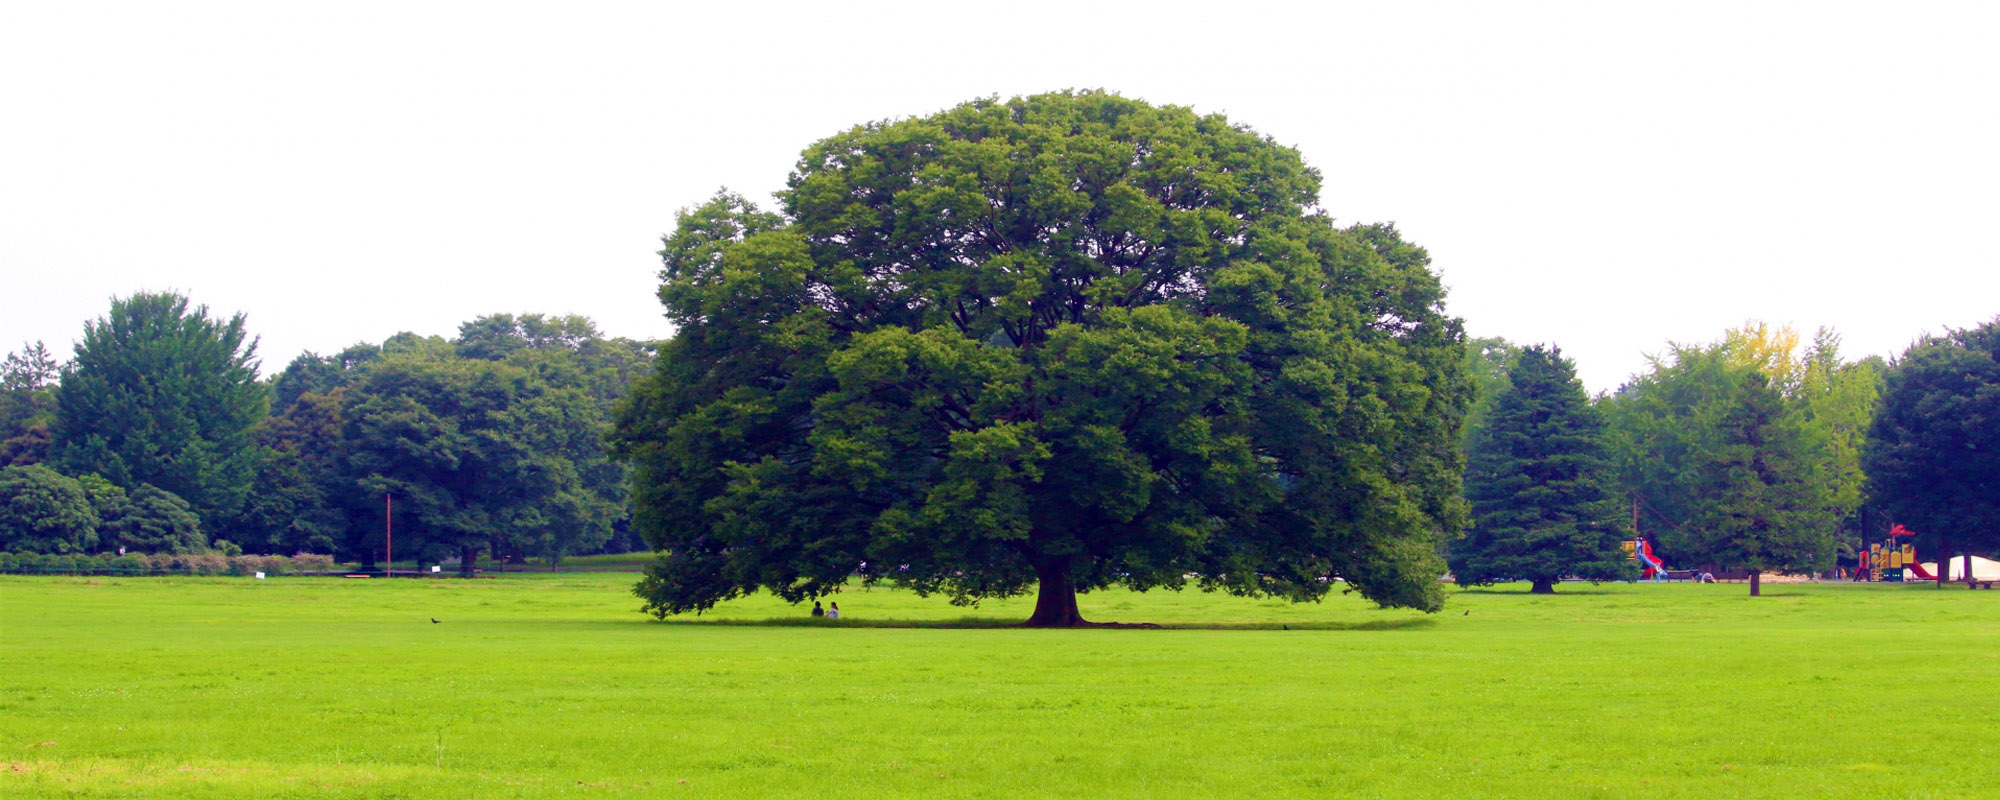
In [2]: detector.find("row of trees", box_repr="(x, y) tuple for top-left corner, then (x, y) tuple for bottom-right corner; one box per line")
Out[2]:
(0, 296), (652, 573)
(607, 90), (1995, 622)
(8, 91), (1990, 624)
(1450, 320), (1999, 596)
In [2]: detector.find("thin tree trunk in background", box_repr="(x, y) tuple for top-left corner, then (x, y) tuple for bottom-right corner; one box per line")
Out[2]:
(1939, 537), (1950, 588)
(1750, 571), (1762, 597)
(460, 544), (478, 579)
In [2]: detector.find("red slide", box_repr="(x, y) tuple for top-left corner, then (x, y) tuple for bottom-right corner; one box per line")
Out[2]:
(1908, 561), (1938, 581)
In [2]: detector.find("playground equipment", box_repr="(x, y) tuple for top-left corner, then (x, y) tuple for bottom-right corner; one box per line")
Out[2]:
(1624, 537), (1671, 581)
(1857, 525), (1920, 582)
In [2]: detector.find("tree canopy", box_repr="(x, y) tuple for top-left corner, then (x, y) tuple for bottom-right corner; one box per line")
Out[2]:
(1452, 345), (1634, 593)
(0, 464), (98, 554)
(53, 292), (268, 526)
(612, 91), (1470, 625)
(304, 319), (639, 571)
(1, 342), (62, 466)
(1459, 336), (1518, 451)
(1864, 318), (2000, 562)
(1602, 326), (1853, 594)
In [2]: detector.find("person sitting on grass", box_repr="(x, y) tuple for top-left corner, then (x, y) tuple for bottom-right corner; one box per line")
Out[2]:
(828, 602), (840, 620)
(812, 601), (824, 617)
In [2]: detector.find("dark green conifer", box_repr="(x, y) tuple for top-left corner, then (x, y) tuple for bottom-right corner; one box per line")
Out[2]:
(1453, 345), (1636, 593)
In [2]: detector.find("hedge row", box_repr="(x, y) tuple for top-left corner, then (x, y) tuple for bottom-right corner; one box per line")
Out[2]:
(0, 552), (340, 576)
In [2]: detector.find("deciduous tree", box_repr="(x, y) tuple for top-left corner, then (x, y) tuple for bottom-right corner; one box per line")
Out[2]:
(340, 347), (619, 574)
(53, 292), (268, 526)
(1604, 338), (1839, 594)
(1864, 318), (2000, 578)
(0, 464), (98, 554)
(612, 91), (1469, 625)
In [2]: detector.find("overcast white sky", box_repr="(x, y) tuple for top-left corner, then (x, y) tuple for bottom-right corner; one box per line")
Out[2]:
(3, 1), (1995, 393)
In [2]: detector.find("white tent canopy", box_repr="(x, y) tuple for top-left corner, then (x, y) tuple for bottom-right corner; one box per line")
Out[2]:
(1907, 556), (2000, 581)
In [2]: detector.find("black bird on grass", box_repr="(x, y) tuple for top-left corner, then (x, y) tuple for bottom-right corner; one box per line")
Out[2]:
(431, 618), (440, 624)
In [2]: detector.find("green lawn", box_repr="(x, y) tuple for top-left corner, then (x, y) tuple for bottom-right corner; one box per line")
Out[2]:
(1, 572), (1993, 798)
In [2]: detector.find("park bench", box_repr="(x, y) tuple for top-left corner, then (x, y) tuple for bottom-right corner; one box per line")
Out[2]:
(1970, 580), (1994, 590)
(1661, 569), (1698, 582)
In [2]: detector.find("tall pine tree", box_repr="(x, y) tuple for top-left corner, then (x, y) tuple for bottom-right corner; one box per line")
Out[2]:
(1453, 345), (1635, 593)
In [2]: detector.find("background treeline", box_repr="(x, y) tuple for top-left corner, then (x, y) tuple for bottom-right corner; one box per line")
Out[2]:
(5, 290), (1994, 585)
(0, 292), (651, 573)
(1454, 320), (2000, 587)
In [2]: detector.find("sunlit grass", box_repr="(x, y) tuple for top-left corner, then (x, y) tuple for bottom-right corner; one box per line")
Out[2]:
(2, 573), (1993, 798)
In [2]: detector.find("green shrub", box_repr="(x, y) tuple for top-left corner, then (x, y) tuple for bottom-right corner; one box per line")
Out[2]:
(0, 465), (100, 554)
(0, 552), (15, 571)
(111, 553), (149, 575)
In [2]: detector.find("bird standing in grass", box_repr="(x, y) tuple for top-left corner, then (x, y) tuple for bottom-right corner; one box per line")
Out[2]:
(431, 618), (440, 624)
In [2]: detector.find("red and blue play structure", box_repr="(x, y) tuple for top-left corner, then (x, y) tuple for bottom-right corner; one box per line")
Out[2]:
(1628, 536), (1670, 580)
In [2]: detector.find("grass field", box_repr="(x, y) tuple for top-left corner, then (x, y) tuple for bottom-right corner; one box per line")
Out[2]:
(2, 572), (1995, 798)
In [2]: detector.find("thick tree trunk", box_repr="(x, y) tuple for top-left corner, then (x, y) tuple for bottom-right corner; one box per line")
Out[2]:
(1939, 537), (1950, 588)
(1025, 561), (1088, 627)
(1749, 571), (1762, 597)
(1530, 578), (1556, 594)
(460, 544), (478, 579)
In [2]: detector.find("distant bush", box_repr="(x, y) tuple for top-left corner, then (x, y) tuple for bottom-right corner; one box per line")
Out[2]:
(290, 553), (337, 573)
(183, 553), (228, 575)
(228, 554), (289, 576)
(0, 549), (339, 576)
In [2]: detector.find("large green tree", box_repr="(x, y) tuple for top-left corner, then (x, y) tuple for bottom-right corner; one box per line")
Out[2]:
(339, 343), (620, 574)
(228, 390), (347, 555)
(455, 313), (647, 561)
(53, 292), (268, 526)
(1604, 336), (1840, 595)
(612, 91), (1469, 625)
(1452, 345), (1634, 593)
(1864, 318), (2000, 578)
(1795, 330), (1883, 567)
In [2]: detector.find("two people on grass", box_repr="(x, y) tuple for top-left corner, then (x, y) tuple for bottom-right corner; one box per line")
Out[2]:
(812, 600), (841, 619)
